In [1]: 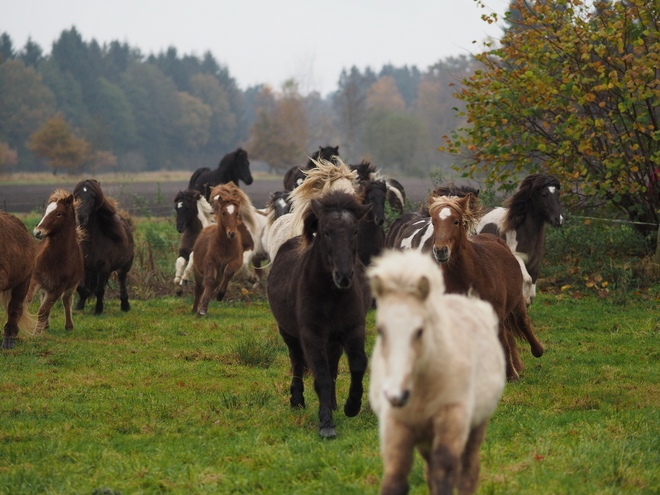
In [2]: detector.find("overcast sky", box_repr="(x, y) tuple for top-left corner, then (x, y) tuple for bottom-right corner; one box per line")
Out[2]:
(5, 0), (508, 96)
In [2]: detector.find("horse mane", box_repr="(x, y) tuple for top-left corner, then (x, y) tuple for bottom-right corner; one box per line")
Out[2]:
(428, 194), (482, 235)
(288, 158), (357, 237)
(367, 249), (445, 301)
(73, 180), (119, 215)
(209, 182), (259, 234)
(358, 179), (387, 198)
(351, 161), (383, 183)
(300, 190), (365, 251)
(503, 174), (561, 232)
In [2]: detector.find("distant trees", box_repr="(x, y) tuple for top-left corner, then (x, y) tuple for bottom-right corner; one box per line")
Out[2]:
(28, 113), (91, 174)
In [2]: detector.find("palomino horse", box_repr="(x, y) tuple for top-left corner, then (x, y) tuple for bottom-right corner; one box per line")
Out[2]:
(428, 194), (543, 380)
(368, 250), (505, 495)
(27, 190), (84, 333)
(267, 158), (357, 259)
(477, 173), (563, 303)
(191, 183), (246, 316)
(0, 212), (36, 350)
(73, 179), (134, 315)
(267, 191), (372, 438)
(188, 148), (253, 200)
(173, 189), (215, 295)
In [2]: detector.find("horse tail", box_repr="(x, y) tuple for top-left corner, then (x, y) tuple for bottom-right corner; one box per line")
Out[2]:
(1, 289), (37, 339)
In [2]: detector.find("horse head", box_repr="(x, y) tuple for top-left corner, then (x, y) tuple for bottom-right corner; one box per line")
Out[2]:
(269, 191), (291, 219)
(34, 190), (76, 239)
(360, 180), (387, 227)
(73, 179), (105, 227)
(174, 190), (200, 234)
(505, 174), (563, 230)
(210, 183), (244, 239)
(303, 192), (371, 290)
(429, 194), (480, 264)
(234, 148), (253, 186)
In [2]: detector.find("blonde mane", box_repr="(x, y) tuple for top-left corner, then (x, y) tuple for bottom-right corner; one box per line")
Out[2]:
(368, 249), (445, 301)
(209, 182), (259, 234)
(288, 158), (357, 237)
(428, 194), (482, 235)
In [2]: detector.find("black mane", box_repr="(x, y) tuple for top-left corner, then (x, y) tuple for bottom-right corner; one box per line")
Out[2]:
(504, 174), (560, 231)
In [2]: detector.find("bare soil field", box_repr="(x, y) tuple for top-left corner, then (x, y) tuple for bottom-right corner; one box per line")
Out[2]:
(0, 173), (437, 216)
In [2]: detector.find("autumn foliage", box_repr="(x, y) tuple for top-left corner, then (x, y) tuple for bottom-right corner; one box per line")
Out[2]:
(444, 0), (660, 235)
(28, 113), (91, 173)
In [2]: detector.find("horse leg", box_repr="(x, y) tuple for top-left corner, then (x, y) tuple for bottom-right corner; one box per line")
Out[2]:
(2, 278), (31, 350)
(215, 259), (240, 302)
(93, 272), (110, 315)
(303, 333), (336, 437)
(278, 327), (306, 409)
(499, 322), (520, 382)
(62, 287), (75, 331)
(379, 415), (416, 495)
(118, 267), (131, 312)
(429, 404), (470, 495)
(192, 270), (204, 314)
(36, 289), (63, 333)
(174, 255), (188, 296)
(457, 421), (488, 495)
(75, 271), (95, 311)
(198, 265), (219, 316)
(513, 302), (544, 358)
(327, 341), (342, 411)
(342, 330), (368, 418)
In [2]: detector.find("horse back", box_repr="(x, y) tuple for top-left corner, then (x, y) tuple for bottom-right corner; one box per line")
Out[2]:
(385, 213), (432, 251)
(81, 213), (134, 273)
(0, 212), (36, 290)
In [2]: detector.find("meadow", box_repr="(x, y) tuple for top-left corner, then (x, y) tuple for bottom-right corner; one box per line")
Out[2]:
(1, 214), (659, 494)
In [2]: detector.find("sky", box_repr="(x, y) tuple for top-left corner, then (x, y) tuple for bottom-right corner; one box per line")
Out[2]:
(5, 0), (509, 96)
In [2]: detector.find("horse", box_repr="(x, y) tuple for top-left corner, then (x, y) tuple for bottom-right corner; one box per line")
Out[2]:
(26, 190), (84, 333)
(268, 158), (357, 259)
(368, 249), (505, 495)
(477, 173), (563, 303)
(191, 182), (246, 316)
(73, 179), (135, 315)
(173, 189), (215, 295)
(418, 183), (480, 216)
(188, 148), (253, 200)
(356, 179), (387, 267)
(248, 191), (292, 277)
(350, 160), (406, 215)
(282, 145), (340, 191)
(0, 212), (36, 350)
(429, 194), (544, 380)
(266, 191), (372, 438)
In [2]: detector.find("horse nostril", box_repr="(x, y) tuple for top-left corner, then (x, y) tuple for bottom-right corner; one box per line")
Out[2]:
(227, 231), (237, 239)
(34, 230), (43, 239)
(386, 389), (410, 408)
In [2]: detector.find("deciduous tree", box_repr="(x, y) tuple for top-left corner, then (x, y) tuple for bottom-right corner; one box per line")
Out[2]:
(28, 113), (91, 174)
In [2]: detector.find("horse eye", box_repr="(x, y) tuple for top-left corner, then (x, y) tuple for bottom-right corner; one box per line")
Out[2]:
(376, 326), (383, 336)
(324, 231), (330, 237)
(56, 213), (62, 217)
(454, 220), (460, 226)
(415, 328), (423, 339)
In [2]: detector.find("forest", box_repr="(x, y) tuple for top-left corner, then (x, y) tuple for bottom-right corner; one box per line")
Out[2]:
(0, 27), (471, 176)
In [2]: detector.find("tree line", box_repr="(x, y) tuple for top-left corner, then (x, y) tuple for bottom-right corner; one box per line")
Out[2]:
(0, 28), (472, 176)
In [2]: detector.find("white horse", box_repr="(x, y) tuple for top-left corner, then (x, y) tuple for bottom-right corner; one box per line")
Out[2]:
(267, 158), (357, 259)
(368, 250), (506, 495)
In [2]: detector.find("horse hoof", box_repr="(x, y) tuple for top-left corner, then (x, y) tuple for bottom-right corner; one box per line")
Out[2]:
(344, 398), (362, 417)
(319, 426), (337, 439)
(121, 302), (130, 312)
(175, 290), (183, 297)
(532, 345), (544, 358)
(2, 338), (16, 350)
(181, 280), (188, 287)
(216, 292), (225, 302)
(197, 309), (207, 317)
(290, 399), (305, 409)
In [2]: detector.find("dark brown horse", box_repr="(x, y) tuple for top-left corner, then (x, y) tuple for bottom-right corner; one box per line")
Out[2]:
(283, 145), (340, 191)
(428, 195), (544, 380)
(356, 179), (387, 267)
(27, 190), (84, 333)
(191, 182), (246, 316)
(188, 148), (253, 200)
(0, 212), (36, 350)
(73, 180), (134, 315)
(266, 191), (372, 438)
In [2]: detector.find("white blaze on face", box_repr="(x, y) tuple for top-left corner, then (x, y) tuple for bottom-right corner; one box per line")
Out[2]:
(83, 187), (88, 192)
(437, 207), (452, 221)
(225, 204), (235, 215)
(547, 186), (557, 194)
(37, 201), (58, 229)
(177, 202), (183, 209)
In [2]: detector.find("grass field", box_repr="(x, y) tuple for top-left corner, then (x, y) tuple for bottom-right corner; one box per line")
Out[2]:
(2, 285), (659, 494)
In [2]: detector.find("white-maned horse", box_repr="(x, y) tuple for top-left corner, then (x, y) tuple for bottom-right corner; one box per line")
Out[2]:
(368, 250), (506, 495)
(267, 158), (357, 259)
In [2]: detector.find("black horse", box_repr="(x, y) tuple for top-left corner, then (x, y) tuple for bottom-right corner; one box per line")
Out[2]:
(283, 145), (339, 191)
(357, 179), (387, 267)
(350, 160), (407, 215)
(73, 180), (134, 315)
(188, 148), (253, 200)
(266, 191), (371, 438)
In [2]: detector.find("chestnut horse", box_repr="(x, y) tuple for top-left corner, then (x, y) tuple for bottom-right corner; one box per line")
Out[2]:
(27, 190), (84, 333)
(191, 183), (246, 316)
(368, 250), (505, 495)
(0, 212), (36, 350)
(73, 180), (134, 315)
(267, 191), (372, 438)
(428, 195), (544, 381)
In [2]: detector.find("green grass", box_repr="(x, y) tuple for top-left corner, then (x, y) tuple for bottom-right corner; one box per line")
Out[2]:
(2, 290), (659, 494)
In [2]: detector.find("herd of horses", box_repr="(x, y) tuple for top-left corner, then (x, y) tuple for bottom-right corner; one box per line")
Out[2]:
(0, 145), (564, 494)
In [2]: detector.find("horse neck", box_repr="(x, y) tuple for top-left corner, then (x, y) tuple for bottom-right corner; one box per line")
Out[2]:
(517, 212), (547, 279)
(48, 212), (79, 247)
(441, 235), (479, 293)
(185, 210), (203, 236)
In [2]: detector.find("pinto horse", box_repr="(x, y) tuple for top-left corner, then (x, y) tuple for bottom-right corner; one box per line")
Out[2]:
(428, 195), (544, 380)
(282, 145), (339, 191)
(27, 190), (84, 333)
(173, 189), (214, 295)
(73, 179), (134, 315)
(368, 250), (505, 495)
(350, 160), (406, 215)
(0, 212), (36, 350)
(477, 173), (563, 303)
(191, 183), (246, 316)
(267, 191), (372, 438)
(188, 148), (253, 200)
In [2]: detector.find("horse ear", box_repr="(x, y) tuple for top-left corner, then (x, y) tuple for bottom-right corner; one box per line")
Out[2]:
(416, 276), (431, 301)
(370, 275), (384, 298)
(302, 203), (320, 246)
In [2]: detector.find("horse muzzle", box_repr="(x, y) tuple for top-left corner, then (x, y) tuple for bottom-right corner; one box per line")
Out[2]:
(551, 214), (564, 228)
(226, 230), (238, 239)
(433, 245), (450, 263)
(333, 270), (354, 289)
(384, 389), (410, 408)
(33, 228), (45, 239)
